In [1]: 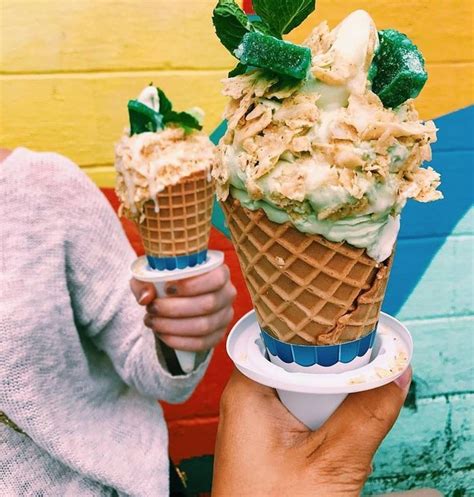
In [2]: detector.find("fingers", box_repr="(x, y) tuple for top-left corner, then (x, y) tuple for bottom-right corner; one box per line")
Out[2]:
(164, 265), (230, 297)
(312, 367), (412, 465)
(158, 326), (228, 352)
(130, 278), (157, 305)
(145, 305), (234, 338)
(146, 282), (237, 318)
(137, 264), (236, 352)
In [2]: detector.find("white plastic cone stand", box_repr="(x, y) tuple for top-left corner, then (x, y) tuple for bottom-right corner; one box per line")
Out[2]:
(131, 250), (224, 373)
(227, 311), (413, 430)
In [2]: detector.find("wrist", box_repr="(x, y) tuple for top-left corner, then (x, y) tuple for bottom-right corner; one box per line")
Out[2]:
(155, 336), (211, 375)
(155, 336), (185, 376)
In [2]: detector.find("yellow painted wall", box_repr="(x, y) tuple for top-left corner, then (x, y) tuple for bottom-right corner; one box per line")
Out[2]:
(1, 0), (473, 187)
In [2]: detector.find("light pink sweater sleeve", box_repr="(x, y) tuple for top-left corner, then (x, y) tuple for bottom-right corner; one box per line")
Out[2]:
(0, 148), (210, 497)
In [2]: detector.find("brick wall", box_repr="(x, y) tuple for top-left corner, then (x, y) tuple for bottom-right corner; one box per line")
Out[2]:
(1, 1), (472, 187)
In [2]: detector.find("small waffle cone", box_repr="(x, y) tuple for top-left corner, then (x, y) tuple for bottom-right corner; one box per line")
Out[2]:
(138, 170), (214, 258)
(222, 197), (393, 345)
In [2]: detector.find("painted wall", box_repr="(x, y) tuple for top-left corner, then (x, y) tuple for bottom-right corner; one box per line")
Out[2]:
(1, 1), (473, 495)
(1, 0), (472, 183)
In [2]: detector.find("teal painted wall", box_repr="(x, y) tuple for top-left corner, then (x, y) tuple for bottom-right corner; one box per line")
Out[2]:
(355, 107), (473, 496)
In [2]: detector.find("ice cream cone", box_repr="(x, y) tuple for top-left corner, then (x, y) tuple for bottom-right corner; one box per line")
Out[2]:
(138, 170), (214, 270)
(222, 197), (393, 346)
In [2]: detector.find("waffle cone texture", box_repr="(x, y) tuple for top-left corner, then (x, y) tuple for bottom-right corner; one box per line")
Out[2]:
(138, 170), (214, 258)
(222, 197), (393, 346)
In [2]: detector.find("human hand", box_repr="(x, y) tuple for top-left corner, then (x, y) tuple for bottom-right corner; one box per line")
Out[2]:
(213, 368), (412, 497)
(130, 264), (236, 352)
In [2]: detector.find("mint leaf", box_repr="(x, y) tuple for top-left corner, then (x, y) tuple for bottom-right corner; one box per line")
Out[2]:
(157, 88), (172, 115)
(128, 86), (204, 135)
(185, 107), (205, 126)
(251, 19), (277, 37)
(213, 0), (253, 54)
(164, 111), (203, 132)
(253, 0), (315, 36)
(228, 62), (248, 77)
(128, 100), (163, 135)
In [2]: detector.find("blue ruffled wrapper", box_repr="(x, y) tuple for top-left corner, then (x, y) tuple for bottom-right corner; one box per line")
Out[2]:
(146, 249), (208, 271)
(261, 328), (377, 369)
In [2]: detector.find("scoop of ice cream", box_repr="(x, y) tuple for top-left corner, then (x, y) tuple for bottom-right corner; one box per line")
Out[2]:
(213, 10), (441, 262)
(115, 128), (215, 221)
(115, 87), (215, 221)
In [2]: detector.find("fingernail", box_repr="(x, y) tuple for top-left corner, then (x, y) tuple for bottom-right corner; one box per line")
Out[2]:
(395, 368), (412, 391)
(166, 285), (177, 296)
(138, 289), (152, 305)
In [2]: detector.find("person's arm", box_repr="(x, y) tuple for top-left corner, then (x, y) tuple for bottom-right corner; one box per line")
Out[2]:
(65, 168), (234, 402)
(212, 368), (412, 497)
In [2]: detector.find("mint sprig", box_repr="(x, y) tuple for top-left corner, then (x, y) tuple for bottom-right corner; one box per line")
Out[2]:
(250, 19), (276, 37)
(212, 0), (254, 53)
(228, 62), (248, 77)
(157, 88), (172, 116)
(253, 0), (315, 36)
(165, 111), (202, 132)
(128, 86), (202, 135)
(158, 89), (202, 131)
(212, 0), (316, 78)
(128, 100), (164, 136)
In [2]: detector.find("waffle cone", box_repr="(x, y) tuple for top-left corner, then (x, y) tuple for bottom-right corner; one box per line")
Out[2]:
(138, 170), (214, 258)
(222, 197), (393, 345)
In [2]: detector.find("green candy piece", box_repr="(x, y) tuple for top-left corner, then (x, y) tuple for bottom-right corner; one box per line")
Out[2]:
(128, 100), (163, 135)
(235, 31), (312, 80)
(370, 29), (428, 109)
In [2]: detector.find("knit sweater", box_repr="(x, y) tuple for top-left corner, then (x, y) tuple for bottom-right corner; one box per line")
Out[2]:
(0, 148), (211, 496)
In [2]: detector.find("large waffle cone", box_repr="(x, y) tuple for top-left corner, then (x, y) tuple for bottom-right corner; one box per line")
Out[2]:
(138, 170), (214, 257)
(222, 197), (393, 346)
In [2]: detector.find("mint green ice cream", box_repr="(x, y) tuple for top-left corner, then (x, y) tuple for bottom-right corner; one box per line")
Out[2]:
(213, 10), (441, 262)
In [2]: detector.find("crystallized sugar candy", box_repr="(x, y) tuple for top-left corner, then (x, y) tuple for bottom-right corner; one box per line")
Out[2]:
(369, 29), (428, 109)
(235, 32), (312, 80)
(212, 0), (316, 78)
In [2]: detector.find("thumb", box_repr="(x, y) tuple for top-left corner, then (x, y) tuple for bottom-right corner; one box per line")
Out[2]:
(317, 367), (412, 465)
(130, 278), (157, 306)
